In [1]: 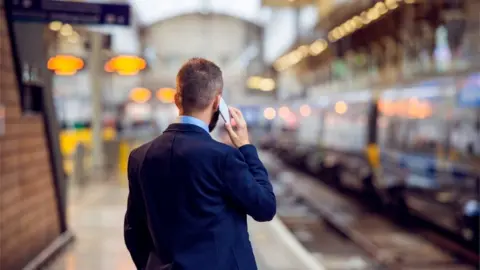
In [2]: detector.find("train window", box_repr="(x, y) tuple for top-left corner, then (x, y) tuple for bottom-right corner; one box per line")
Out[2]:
(321, 102), (368, 152)
(448, 107), (480, 163)
(379, 97), (449, 156)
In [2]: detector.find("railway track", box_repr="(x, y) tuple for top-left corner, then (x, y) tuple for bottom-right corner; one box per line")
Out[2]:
(274, 180), (380, 269)
(261, 152), (479, 270)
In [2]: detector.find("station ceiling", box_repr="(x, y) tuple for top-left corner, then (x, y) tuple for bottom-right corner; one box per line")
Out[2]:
(129, 0), (272, 26)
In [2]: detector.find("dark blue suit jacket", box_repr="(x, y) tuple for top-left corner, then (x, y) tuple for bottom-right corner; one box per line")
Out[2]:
(124, 123), (276, 270)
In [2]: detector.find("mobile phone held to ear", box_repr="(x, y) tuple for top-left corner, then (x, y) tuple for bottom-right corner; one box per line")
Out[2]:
(219, 97), (230, 123)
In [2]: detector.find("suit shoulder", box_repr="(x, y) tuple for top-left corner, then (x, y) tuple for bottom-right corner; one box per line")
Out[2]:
(207, 139), (239, 157)
(129, 140), (153, 162)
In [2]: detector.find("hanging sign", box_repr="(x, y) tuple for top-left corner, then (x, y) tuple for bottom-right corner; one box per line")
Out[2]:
(10, 0), (131, 26)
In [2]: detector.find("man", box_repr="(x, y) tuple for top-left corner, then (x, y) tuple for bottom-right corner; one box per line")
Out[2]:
(124, 58), (276, 270)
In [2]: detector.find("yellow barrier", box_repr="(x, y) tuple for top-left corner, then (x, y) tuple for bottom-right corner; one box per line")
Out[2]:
(118, 140), (147, 187)
(60, 128), (116, 175)
(365, 143), (380, 168)
(118, 140), (130, 187)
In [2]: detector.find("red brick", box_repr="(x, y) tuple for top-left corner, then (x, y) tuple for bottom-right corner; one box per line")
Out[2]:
(0, 8), (61, 268)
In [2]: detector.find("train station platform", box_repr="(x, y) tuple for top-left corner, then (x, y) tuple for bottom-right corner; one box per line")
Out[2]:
(44, 174), (324, 270)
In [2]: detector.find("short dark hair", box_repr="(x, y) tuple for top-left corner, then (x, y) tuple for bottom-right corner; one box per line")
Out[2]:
(176, 58), (223, 113)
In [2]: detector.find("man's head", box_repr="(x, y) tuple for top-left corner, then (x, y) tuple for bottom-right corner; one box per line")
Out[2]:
(175, 58), (223, 131)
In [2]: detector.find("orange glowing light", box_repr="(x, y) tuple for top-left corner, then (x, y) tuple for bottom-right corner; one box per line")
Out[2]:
(278, 106), (290, 119)
(334, 101), (348, 114)
(263, 107), (276, 120)
(156, 88), (176, 103)
(105, 55), (146, 76)
(129, 87), (151, 103)
(47, 55), (84, 76)
(299, 105), (311, 117)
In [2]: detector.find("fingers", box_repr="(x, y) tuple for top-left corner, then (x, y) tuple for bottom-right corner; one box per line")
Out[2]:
(224, 123), (237, 138)
(230, 107), (243, 119)
(228, 107), (240, 122)
(228, 107), (245, 125)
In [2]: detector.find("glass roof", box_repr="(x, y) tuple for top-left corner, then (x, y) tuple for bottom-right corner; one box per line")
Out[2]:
(130, 0), (270, 26)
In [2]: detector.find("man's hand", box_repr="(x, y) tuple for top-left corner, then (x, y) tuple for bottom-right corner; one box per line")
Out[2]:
(224, 107), (250, 148)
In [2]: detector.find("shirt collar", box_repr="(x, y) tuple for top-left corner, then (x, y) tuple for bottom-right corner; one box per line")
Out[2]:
(176, 116), (209, 134)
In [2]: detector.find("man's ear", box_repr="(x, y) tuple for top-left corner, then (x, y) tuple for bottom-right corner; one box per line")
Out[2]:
(213, 95), (221, 110)
(174, 92), (182, 110)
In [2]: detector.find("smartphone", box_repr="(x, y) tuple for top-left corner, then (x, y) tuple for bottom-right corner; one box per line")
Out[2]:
(219, 97), (230, 123)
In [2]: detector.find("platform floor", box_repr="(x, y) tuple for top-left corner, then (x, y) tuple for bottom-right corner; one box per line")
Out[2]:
(45, 176), (323, 270)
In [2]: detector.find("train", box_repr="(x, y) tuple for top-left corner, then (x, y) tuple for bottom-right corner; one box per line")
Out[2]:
(260, 73), (480, 244)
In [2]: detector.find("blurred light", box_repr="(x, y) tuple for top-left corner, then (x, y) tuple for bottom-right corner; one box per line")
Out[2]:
(328, 0), (401, 43)
(299, 105), (311, 117)
(129, 87), (151, 104)
(328, 32), (337, 42)
(259, 78), (275, 91)
(49, 21), (62, 31)
(105, 55), (147, 76)
(298, 45), (309, 55)
(385, 0), (399, 9)
(334, 101), (348, 114)
(309, 39), (328, 56)
(360, 11), (371, 24)
(156, 88), (176, 103)
(405, 0), (415, 3)
(279, 106), (290, 119)
(275, 39), (329, 71)
(353, 16), (364, 27)
(247, 76), (263, 88)
(60, 24), (73, 36)
(247, 76), (275, 91)
(67, 31), (80, 44)
(367, 8), (380, 21)
(263, 107), (276, 120)
(47, 55), (84, 76)
(375, 2), (388, 15)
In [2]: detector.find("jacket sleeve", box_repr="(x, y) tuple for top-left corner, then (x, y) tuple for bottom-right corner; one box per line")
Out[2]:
(124, 152), (153, 270)
(222, 144), (276, 221)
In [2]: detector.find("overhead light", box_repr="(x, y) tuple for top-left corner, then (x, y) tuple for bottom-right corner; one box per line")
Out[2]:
(47, 55), (84, 76)
(156, 88), (176, 103)
(67, 31), (80, 43)
(309, 39), (328, 56)
(328, 0), (401, 43)
(247, 76), (275, 91)
(60, 24), (73, 36)
(49, 21), (62, 31)
(328, 32), (337, 42)
(247, 76), (263, 88)
(105, 55), (147, 76)
(129, 87), (151, 104)
(259, 78), (275, 91)
(375, 2), (388, 15)
(385, 0), (399, 9)
(367, 8), (380, 21)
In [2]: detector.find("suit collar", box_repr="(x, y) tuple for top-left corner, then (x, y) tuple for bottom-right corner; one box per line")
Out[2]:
(175, 116), (209, 133)
(164, 123), (211, 137)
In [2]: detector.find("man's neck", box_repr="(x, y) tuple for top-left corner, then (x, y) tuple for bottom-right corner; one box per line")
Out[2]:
(180, 112), (210, 126)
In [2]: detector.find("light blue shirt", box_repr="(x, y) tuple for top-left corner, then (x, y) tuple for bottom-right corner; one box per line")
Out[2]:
(176, 116), (209, 134)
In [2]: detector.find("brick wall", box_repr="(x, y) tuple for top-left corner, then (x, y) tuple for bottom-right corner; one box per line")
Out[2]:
(0, 7), (61, 270)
